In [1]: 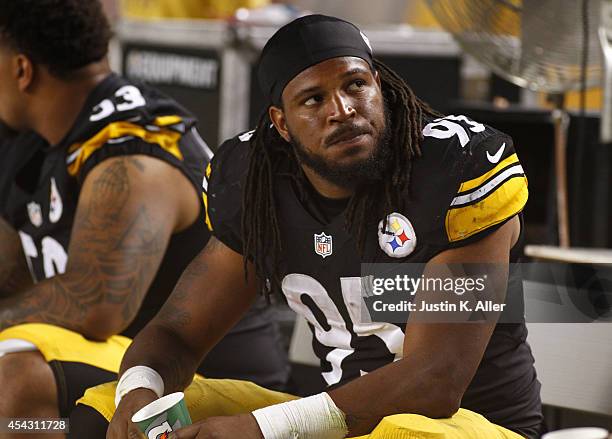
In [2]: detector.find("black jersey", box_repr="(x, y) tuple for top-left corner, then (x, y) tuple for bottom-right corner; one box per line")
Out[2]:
(206, 115), (542, 432)
(3, 74), (211, 336)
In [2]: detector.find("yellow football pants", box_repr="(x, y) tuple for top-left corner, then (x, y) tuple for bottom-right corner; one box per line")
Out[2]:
(0, 323), (131, 372)
(78, 377), (524, 439)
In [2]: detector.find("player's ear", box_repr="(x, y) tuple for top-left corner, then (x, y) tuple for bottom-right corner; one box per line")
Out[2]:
(373, 68), (381, 90)
(269, 105), (291, 143)
(15, 54), (34, 92)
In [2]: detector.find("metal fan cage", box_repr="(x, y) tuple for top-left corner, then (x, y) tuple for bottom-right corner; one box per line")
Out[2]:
(427, 0), (602, 94)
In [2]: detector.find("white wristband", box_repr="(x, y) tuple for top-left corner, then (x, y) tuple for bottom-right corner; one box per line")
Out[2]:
(252, 392), (348, 439)
(115, 366), (164, 407)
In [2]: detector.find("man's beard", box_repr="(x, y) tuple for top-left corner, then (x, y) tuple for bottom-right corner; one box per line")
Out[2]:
(289, 112), (392, 190)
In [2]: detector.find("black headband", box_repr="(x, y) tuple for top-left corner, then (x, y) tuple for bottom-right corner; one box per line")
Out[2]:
(256, 14), (374, 106)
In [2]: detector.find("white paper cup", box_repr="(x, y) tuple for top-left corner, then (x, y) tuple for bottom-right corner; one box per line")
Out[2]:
(543, 427), (609, 439)
(132, 392), (192, 439)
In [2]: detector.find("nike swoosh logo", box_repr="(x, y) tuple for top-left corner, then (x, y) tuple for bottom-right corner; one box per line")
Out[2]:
(487, 142), (505, 163)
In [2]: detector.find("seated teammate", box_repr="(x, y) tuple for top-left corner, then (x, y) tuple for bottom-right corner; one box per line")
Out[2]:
(0, 0), (288, 434)
(82, 14), (543, 439)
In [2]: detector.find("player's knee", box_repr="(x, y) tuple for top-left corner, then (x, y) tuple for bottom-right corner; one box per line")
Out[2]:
(0, 351), (57, 415)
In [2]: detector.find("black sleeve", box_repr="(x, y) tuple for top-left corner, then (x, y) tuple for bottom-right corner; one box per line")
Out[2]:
(204, 131), (253, 254)
(419, 115), (529, 247)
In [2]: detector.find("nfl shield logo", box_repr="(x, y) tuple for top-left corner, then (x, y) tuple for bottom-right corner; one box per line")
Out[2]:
(314, 232), (333, 258)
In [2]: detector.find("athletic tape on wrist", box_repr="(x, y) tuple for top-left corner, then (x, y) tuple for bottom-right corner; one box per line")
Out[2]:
(114, 366), (164, 407)
(252, 392), (348, 439)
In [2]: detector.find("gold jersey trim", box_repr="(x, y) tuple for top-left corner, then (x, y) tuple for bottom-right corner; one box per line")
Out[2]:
(203, 162), (213, 231)
(66, 118), (184, 177)
(154, 115), (183, 127)
(446, 175), (528, 242)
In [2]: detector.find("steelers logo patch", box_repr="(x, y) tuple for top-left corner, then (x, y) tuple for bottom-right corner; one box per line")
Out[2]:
(378, 213), (416, 258)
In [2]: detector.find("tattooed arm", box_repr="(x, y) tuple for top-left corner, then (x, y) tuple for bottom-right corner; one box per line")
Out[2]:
(120, 236), (258, 389)
(107, 236), (258, 439)
(0, 154), (200, 340)
(0, 217), (33, 297)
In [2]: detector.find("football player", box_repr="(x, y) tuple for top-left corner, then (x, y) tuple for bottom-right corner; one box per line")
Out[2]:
(83, 14), (543, 439)
(0, 1), (288, 435)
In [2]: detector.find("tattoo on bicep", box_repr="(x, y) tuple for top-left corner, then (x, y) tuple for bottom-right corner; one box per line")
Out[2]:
(87, 158), (130, 227)
(0, 156), (170, 331)
(128, 156), (146, 172)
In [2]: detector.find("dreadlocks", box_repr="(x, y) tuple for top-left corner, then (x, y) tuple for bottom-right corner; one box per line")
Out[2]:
(242, 59), (441, 293)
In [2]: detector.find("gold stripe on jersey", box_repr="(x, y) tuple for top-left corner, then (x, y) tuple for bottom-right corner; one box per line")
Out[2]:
(66, 120), (183, 177)
(445, 176), (528, 242)
(203, 193), (213, 231)
(154, 115), (183, 127)
(458, 153), (519, 193)
(203, 162), (213, 231)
